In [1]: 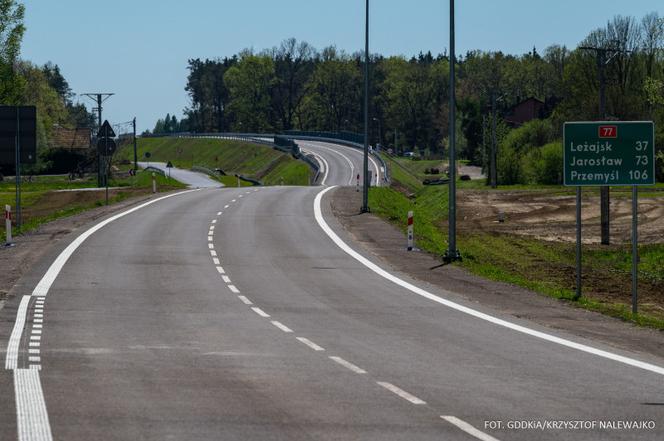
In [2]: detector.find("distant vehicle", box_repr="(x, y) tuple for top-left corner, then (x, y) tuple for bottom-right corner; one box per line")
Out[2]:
(403, 151), (415, 158)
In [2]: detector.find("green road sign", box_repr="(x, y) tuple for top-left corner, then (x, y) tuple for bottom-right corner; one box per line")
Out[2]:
(563, 121), (655, 186)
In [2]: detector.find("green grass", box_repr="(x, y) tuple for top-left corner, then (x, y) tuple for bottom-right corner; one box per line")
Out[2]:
(118, 137), (312, 186)
(0, 172), (184, 237)
(369, 165), (664, 329)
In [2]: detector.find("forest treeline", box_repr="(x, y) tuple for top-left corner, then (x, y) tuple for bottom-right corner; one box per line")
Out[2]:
(154, 13), (664, 179)
(0, 1), (95, 172)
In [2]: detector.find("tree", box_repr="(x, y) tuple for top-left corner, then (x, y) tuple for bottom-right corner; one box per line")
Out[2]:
(270, 38), (315, 131)
(0, 0), (25, 64)
(224, 54), (275, 132)
(300, 47), (362, 132)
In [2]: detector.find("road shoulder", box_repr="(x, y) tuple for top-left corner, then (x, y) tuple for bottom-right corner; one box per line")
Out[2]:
(329, 186), (663, 358)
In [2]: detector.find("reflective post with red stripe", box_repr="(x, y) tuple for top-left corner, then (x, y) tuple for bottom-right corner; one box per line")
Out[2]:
(356, 174), (360, 192)
(407, 210), (414, 251)
(5, 204), (12, 244)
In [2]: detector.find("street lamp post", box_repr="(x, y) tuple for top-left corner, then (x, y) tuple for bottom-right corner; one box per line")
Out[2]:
(361, 0), (370, 213)
(444, 0), (461, 262)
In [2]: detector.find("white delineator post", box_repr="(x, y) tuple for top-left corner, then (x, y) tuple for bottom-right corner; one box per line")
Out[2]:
(407, 211), (414, 251)
(152, 172), (156, 194)
(5, 205), (12, 244)
(356, 173), (360, 192)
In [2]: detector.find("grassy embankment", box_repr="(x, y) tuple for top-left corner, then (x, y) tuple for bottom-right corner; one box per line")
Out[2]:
(370, 155), (664, 329)
(0, 171), (185, 237)
(119, 137), (312, 186)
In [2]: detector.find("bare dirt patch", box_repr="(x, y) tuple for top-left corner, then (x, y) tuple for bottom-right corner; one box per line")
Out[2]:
(458, 188), (664, 244)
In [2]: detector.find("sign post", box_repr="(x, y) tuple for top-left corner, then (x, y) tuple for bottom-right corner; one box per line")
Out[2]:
(0, 106), (37, 231)
(407, 211), (414, 251)
(564, 121), (655, 313)
(5, 205), (12, 245)
(97, 120), (116, 204)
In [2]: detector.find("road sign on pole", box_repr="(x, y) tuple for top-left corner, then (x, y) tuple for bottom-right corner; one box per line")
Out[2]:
(564, 121), (655, 314)
(563, 122), (655, 187)
(97, 120), (116, 139)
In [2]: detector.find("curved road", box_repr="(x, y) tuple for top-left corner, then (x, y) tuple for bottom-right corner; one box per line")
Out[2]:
(1, 141), (663, 440)
(297, 140), (383, 187)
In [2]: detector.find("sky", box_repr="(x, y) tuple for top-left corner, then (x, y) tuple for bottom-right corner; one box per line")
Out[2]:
(21, 0), (663, 132)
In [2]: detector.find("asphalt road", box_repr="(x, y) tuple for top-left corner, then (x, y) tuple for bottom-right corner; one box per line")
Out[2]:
(1, 143), (663, 440)
(138, 161), (222, 188)
(297, 140), (384, 187)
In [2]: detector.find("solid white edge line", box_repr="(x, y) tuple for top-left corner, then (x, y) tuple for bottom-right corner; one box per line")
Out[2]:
(271, 321), (294, 333)
(5, 188), (200, 441)
(313, 186), (664, 377)
(441, 416), (501, 441)
(329, 356), (367, 374)
(5, 296), (31, 369)
(376, 381), (426, 405)
(296, 337), (325, 352)
(14, 369), (53, 441)
(251, 307), (270, 318)
(304, 142), (355, 185)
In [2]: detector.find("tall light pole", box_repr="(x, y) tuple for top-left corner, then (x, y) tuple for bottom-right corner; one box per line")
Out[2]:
(361, 0), (370, 213)
(444, 0), (460, 262)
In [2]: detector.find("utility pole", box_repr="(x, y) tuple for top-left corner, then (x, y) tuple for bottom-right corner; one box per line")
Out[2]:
(491, 91), (498, 189)
(578, 45), (620, 245)
(444, 0), (460, 262)
(83, 93), (114, 187)
(361, 0), (370, 213)
(133, 117), (138, 171)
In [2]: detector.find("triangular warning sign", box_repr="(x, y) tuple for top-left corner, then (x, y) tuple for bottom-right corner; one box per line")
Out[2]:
(166, 161), (173, 168)
(97, 120), (116, 138)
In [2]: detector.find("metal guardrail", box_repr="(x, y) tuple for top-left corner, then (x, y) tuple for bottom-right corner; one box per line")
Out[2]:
(142, 166), (166, 176)
(191, 165), (219, 177)
(141, 131), (386, 185)
(281, 134), (390, 185)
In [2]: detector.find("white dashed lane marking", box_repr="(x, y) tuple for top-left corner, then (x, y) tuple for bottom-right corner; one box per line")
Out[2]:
(296, 337), (325, 352)
(271, 321), (293, 333)
(210, 250), (217, 257)
(212, 258), (220, 265)
(441, 416), (501, 441)
(216, 266), (225, 274)
(228, 285), (240, 294)
(329, 356), (367, 374)
(251, 307), (270, 318)
(377, 382), (426, 405)
(221, 275), (231, 284)
(238, 296), (253, 305)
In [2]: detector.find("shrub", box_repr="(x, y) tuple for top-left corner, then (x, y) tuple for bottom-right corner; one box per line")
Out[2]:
(501, 119), (556, 153)
(497, 144), (526, 185)
(524, 142), (563, 185)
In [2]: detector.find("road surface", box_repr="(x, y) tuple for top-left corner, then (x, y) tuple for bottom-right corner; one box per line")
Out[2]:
(138, 161), (222, 188)
(1, 142), (663, 441)
(297, 140), (384, 187)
